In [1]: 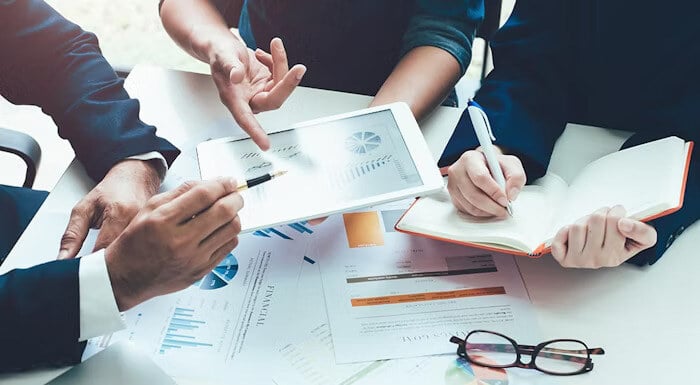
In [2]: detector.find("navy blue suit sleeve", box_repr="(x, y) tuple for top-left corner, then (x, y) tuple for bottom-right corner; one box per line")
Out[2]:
(439, 0), (568, 181)
(0, 0), (180, 182)
(0, 259), (84, 372)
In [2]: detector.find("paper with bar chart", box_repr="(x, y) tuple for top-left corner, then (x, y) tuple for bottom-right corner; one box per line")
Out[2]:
(273, 252), (539, 385)
(271, 245), (477, 385)
(83, 235), (305, 381)
(310, 203), (538, 363)
(197, 109), (437, 232)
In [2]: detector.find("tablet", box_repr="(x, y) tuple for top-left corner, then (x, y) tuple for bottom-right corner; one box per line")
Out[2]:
(196, 102), (443, 232)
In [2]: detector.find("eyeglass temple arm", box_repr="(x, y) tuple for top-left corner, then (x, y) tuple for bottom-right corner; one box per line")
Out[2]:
(522, 345), (605, 356)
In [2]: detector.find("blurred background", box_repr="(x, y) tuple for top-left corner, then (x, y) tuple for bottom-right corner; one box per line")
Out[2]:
(1, 0), (515, 191)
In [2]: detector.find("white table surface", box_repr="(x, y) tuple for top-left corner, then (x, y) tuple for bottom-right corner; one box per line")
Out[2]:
(1, 66), (697, 385)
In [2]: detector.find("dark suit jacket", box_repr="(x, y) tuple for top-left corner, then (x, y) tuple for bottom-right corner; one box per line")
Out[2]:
(0, 0), (180, 372)
(440, 0), (699, 265)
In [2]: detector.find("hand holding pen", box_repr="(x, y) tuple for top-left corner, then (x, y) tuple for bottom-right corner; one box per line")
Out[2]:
(446, 100), (526, 218)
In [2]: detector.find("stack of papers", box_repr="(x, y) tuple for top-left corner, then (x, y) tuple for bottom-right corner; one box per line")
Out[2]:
(83, 199), (542, 385)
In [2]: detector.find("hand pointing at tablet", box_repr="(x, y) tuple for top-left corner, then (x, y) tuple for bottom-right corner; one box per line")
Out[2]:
(159, 0), (305, 150)
(210, 37), (306, 150)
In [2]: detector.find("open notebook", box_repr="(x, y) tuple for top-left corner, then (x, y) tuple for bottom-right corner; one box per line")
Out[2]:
(396, 136), (694, 256)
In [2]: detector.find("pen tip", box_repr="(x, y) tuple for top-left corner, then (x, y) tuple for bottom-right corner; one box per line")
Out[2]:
(273, 170), (288, 177)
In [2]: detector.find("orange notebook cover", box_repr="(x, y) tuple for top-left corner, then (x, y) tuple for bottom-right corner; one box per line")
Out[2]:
(396, 138), (693, 257)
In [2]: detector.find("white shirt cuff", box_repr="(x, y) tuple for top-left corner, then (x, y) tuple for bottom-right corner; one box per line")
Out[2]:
(78, 249), (125, 341)
(127, 151), (168, 179)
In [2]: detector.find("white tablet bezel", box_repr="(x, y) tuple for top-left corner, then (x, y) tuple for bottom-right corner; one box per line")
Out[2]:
(196, 102), (443, 232)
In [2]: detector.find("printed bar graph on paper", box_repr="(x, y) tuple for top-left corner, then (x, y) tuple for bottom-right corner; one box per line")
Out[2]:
(253, 227), (293, 240)
(174, 307), (193, 317)
(159, 307), (214, 355)
(253, 221), (315, 240)
(288, 221), (313, 235)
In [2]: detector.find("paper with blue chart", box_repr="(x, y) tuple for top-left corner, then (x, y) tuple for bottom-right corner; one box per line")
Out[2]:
(197, 109), (430, 232)
(80, 199), (541, 384)
(82, 233), (310, 382)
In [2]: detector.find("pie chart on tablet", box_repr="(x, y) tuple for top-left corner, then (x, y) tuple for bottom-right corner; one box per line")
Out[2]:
(345, 131), (381, 154)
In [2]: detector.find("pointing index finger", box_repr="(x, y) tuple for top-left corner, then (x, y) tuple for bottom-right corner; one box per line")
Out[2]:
(159, 178), (238, 223)
(226, 95), (270, 150)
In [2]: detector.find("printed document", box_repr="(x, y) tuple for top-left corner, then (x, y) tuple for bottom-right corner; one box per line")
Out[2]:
(82, 233), (307, 382)
(311, 201), (539, 363)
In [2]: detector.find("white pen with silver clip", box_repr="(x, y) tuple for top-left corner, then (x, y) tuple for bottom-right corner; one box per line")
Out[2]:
(467, 99), (514, 216)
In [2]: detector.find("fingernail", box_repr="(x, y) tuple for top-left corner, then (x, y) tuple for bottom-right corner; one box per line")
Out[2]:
(58, 250), (68, 260)
(296, 67), (306, 81)
(619, 218), (633, 232)
(497, 196), (509, 207)
(508, 188), (520, 200)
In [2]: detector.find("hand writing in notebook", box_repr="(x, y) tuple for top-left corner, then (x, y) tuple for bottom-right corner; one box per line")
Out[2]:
(550, 206), (657, 268)
(446, 146), (525, 218)
(446, 144), (663, 268)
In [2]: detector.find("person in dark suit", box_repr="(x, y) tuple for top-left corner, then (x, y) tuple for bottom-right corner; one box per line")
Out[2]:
(0, 0), (245, 371)
(441, 0), (699, 268)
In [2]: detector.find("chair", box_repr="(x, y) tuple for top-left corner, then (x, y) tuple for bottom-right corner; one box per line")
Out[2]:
(0, 127), (41, 188)
(476, 0), (503, 79)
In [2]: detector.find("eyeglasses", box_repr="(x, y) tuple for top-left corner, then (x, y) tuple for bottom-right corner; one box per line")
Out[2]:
(449, 330), (605, 376)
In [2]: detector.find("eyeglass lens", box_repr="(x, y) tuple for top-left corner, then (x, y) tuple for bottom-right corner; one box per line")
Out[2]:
(465, 332), (590, 375)
(464, 331), (518, 367)
(534, 340), (588, 374)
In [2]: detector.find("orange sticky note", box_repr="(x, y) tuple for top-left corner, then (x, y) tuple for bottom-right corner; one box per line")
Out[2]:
(342, 211), (385, 248)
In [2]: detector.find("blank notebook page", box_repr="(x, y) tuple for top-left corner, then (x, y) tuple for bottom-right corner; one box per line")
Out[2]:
(551, 136), (687, 234)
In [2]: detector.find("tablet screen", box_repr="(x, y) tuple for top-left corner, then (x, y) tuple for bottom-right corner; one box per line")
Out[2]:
(199, 109), (425, 230)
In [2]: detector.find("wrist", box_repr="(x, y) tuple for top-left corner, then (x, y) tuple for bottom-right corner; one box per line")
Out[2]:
(190, 26), (240, 64)
(104, 245), (140, 311)
(107, 159), (162, 196)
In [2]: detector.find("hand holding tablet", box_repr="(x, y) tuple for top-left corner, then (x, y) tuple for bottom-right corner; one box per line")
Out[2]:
(197, 102), (443, 232)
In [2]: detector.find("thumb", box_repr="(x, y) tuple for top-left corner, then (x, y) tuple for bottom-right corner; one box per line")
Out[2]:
(499, 155), (526, 201)
(212, 48), (246, 84)
(58, 203), (94, 259)
(617, 218), (657, 251)
(225, 53), (246, 84)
